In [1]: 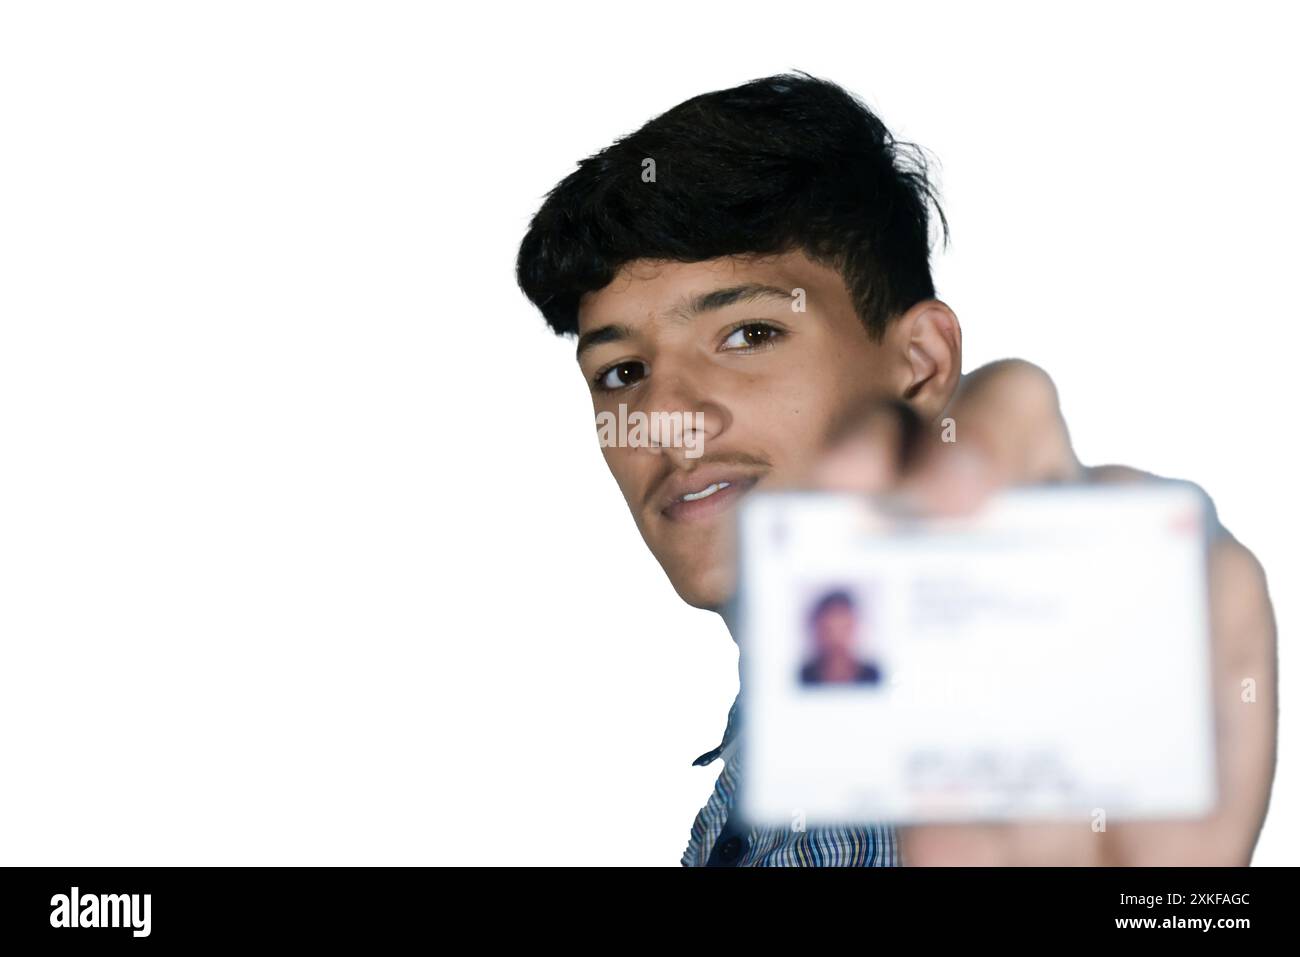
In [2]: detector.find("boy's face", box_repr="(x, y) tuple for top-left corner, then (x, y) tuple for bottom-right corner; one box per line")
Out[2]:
(814, 602), (858, 656)
(575, 249), (931, 610)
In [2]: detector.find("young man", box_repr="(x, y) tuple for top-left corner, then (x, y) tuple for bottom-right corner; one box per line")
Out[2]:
(515, 73), (1277, 866)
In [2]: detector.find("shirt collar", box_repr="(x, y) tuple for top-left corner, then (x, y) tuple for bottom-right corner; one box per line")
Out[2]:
(691, 692), (742, 766)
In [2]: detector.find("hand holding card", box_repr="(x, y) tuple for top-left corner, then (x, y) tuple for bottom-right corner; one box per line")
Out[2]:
(738, 360), (1277, 865)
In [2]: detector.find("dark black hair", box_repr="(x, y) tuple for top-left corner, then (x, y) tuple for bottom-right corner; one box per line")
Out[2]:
(516, 71), (948, 342)
(808, 589), (856, 626)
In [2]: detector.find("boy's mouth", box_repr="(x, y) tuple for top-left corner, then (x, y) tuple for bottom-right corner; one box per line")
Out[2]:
(659, 471), (762, 523)
(682, 481), (731, 502)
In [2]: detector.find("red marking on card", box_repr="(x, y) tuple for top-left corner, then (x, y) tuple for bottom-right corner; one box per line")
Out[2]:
(1168, 508), (1201, 536)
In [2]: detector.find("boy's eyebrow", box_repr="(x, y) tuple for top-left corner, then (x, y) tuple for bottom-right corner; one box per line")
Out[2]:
(575, 323), (631, 360)
(679, 282), (796, 318)
(576, 283), (795, 360)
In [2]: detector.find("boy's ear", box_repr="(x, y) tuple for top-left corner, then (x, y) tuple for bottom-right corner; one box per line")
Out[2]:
(890, 299), (962, 422)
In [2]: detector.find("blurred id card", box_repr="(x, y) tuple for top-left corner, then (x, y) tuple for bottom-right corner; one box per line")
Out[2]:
(735, 482), (1216, 828)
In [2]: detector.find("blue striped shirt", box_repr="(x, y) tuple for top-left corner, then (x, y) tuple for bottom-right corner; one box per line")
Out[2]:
(681, 693), (899, 866)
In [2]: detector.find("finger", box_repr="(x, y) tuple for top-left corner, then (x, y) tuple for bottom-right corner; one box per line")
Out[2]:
(899, 823), (1009, 866)
(894, 436), (1000, 518)
(808, 397), (929, 493)
(944, 359), (1083, 486)
(1205, 538), (1278, 861)
(901, 821), (1104, 867)
(810, 396), (999, 517)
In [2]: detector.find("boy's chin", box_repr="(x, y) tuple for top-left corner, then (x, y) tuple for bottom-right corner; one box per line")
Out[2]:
(666, 564), (734, 613)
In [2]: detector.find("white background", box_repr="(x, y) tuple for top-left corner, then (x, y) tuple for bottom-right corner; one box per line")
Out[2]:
(0, 1), (1293, 865)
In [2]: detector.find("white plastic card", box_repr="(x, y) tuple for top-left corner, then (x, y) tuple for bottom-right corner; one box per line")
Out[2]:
(735, 483), (1217, 828)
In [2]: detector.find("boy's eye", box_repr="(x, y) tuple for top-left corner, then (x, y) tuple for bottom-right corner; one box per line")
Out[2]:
(596, 360), (646, 391)
(721, 322), (783, 350)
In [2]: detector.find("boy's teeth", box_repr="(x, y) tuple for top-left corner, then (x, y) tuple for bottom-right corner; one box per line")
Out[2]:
(682, 481), (731, 502)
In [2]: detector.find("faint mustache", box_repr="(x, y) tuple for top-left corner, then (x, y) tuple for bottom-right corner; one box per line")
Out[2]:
(644, 450), (773, 509)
